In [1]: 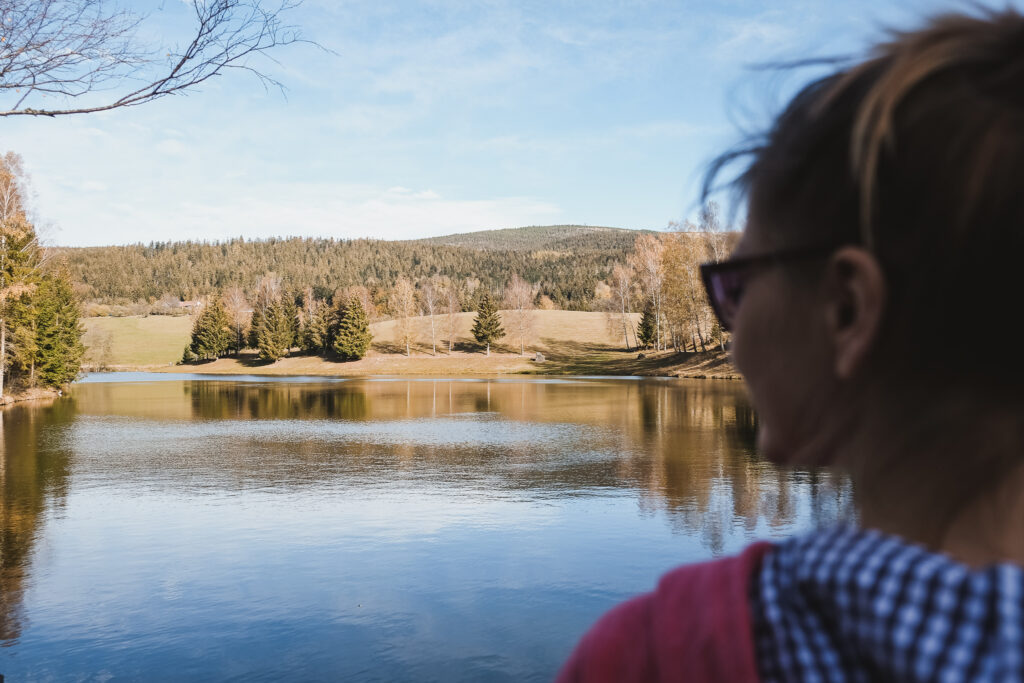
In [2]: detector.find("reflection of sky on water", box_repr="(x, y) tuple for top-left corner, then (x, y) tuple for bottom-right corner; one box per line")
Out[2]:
(1, 377), (851, 680)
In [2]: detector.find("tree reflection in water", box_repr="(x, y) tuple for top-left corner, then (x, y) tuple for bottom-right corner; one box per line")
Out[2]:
(1, 376), (852, 647)
(0, 399), (74, 643)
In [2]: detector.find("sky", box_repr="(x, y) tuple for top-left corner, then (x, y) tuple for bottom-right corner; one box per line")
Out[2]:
(0, 0), (1003, 246)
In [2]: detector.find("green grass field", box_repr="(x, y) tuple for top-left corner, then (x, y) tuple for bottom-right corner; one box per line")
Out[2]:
(81, 310), (738, 378)
(82, 315), (193, 368)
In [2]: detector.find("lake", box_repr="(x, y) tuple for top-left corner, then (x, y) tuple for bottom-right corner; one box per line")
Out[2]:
(0, 374), (850, 681)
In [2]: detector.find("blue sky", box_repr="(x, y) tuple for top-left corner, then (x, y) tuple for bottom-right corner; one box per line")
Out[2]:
(0, 0), (996, 246)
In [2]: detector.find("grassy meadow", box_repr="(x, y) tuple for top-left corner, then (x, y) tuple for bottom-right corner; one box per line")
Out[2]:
(81, 311), (739, 378)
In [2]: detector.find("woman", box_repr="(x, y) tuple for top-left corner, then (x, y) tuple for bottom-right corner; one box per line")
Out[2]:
(557, 8), (1024, 682)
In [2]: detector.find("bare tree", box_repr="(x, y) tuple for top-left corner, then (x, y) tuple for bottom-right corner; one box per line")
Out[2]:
(442, 279), (461, 355)
(0, 152), (30, 221)
(629, 234), (665, 351)
(390, 277), (417, 356)
(608, 262), (637, 351)
(503, 273), (536, 357)
(336, 285), (377, 322)
(696, 202), (737, 350)
(0, 0), (310, 118)
(154, 291), (183, 315)
(222, 286), (249, 353)
(420, 278), (439, 356)
(698, 201), (731, 264)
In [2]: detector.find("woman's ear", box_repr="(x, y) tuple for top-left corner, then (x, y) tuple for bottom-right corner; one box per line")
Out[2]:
(823, 247), (887, 379)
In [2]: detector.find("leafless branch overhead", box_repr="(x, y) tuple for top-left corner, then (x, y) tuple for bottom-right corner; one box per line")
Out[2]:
(0, 0), (309, 117)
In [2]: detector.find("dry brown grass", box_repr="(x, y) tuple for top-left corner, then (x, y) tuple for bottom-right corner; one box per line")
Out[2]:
(81, 310), (739, 379)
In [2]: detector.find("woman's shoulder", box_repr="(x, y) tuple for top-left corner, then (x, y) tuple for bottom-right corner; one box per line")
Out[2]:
(555, 541), (773, 683)
(754, 525), (1024, 682)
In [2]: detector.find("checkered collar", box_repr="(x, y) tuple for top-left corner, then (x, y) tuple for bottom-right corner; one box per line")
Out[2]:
(751, 525), (1024, 682)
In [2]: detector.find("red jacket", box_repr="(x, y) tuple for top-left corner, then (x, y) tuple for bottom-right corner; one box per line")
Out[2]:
(555, 542), (773, 682)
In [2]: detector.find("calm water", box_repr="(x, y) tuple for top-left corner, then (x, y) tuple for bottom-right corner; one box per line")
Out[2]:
(0, 374), (850, 681)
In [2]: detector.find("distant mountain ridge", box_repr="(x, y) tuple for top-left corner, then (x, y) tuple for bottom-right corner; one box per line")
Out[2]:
(412, 225), (655, 252)
(56, 224), (655, 311)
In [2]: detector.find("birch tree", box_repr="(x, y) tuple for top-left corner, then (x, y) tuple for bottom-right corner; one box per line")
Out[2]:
(503, 273), (535, 357)
(390, 277), (417, 356)
(608, 262), (637, 350)
(442, 279), (461, 355)
(628, 234), (665, 351)
(221, 286), (250, 354)
(420, 278), (440, 356)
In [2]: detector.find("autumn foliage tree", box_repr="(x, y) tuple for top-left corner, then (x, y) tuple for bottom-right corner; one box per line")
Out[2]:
(629, 233), (665, 351)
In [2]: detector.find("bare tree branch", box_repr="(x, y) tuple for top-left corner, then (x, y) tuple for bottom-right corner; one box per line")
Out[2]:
(0, 0), (312, 117)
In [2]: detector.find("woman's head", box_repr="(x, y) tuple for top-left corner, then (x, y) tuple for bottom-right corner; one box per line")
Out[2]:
(709, 8), (1024, 460)
(704, 9), (1024, 542)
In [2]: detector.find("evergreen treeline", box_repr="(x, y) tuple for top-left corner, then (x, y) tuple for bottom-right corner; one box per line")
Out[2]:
(184, 279), (372, 364)
(416, 225), (653, 252)
(1, 153), (85, 398)
(56, 227), (644, 312)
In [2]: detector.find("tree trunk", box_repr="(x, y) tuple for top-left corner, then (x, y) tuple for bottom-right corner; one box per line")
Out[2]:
(486, 342), (490, 357)
(655, 306), (661, 351)
(430, 316), (436, 356)
(0, 319), (5, 398)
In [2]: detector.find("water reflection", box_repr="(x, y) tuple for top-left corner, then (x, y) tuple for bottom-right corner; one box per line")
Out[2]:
(1, 376), (851, 679)
(0, 399), (73, 643)
(63, 378), (851, 537)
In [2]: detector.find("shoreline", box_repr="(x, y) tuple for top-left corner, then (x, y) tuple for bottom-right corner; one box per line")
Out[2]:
(80, 348), (742, 381)
(0, 386), (62, 407)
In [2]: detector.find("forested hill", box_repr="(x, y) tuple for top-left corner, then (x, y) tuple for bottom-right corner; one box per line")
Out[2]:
(412, 225), (652, 251)
(55, 225), (650, 311)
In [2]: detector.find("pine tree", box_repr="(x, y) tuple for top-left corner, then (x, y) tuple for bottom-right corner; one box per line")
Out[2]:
(283, 297), (300, 350)
(471, 293), (504, 356)
(34, 273), (85, 388)
(5, 290), (37, 384)
(313, 304), (332, 354)
(2, 217), (39, 397)
(257, 298), (294, 362)
(638, 301), (657, 349)
(181, 344), (199, 363)
(333, 297), (372, 361)
(300, 299), (330, 355)
(189, 297), (231, 360)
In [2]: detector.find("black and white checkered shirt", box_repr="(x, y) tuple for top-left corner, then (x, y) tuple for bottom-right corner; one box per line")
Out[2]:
(751, 525), (1024, 682)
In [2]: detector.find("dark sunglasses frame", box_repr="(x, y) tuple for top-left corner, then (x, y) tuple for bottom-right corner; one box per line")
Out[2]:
(699, 245), (839, 332)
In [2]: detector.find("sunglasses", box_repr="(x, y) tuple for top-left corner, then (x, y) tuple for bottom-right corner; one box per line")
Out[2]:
(699, 245), (837, 332)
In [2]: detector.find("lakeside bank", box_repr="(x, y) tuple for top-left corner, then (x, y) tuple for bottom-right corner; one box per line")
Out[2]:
(0, 386), (61, 407)
(80, 311), (739, 380)
(82, 347), (740, 380)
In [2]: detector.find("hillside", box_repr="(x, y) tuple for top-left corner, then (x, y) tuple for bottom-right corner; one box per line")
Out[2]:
(412, 225), (653, 252)
(56, 225), (650, 310)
